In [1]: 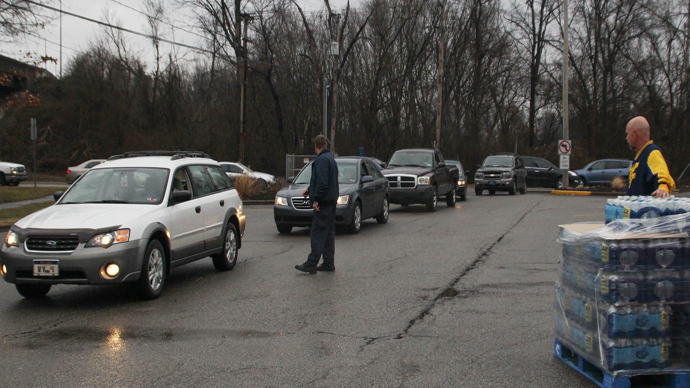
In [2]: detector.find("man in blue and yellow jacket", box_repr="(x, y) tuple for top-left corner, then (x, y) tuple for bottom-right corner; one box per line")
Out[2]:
(625, 116), (675, 198)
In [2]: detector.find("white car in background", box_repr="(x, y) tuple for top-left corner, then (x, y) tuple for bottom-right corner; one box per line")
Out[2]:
(65, 159), (107, 184)
(219, 162), (276, 184)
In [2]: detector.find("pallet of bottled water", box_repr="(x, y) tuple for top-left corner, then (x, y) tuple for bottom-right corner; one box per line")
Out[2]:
(606, 195), (690, 224)
(556, 214), (690, 380)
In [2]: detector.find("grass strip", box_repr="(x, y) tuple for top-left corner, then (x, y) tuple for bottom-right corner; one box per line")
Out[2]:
(0, 187), (61, 203)
(0, 202), (53, 229)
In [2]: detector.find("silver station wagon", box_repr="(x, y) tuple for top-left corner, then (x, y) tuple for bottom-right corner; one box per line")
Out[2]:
(1, 151), (246, 300)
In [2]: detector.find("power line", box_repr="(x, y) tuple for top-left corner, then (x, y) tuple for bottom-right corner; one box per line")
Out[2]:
(25, 0), (215, 55)
(106, 0), (208, 41)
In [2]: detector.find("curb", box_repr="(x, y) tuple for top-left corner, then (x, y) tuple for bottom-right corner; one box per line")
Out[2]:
(551, 190), (623, 197)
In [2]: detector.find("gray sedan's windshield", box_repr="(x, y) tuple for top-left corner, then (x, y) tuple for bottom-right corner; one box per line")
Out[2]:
(60, 168), (170, 205)
(293, 161), (356, 185)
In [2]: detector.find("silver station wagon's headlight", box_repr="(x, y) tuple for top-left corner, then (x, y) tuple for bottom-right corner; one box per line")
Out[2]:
(86, 229), (130, 248)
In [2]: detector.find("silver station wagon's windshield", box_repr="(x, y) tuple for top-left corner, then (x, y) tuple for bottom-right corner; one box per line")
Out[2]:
(60, 168), (170, 205)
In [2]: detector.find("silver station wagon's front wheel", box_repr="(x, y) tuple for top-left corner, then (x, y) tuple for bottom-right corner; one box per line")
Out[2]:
(212, 223), (238, 271)
(136, 239), (166, 300)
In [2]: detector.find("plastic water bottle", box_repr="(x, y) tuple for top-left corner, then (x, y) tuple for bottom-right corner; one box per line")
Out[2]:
(649, 239), (681, 269)
(649, 269), (682, 303)
(606, 199), (615, 224)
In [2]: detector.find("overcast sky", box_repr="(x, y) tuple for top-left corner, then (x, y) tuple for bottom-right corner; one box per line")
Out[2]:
(0, 0), (362, 77)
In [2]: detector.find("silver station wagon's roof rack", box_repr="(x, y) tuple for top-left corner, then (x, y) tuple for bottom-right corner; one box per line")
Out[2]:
(108, 151), (212, 161)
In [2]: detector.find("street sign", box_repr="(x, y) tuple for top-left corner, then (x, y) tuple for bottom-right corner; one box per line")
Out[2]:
(560, 155), (570, 170)
(30, 118), (37, 140)
(358, 147), (364, 156)
(558, 140), (571, 155)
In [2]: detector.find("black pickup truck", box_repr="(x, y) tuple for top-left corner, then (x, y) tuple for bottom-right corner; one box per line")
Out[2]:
(381, 148), (459, 212)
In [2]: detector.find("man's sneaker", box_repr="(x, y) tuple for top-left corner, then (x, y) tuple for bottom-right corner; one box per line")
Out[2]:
(316, 263), (335, 272)
(295, 262), (317, 274)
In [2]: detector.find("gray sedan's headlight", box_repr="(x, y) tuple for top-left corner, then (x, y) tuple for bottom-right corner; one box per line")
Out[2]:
(4, 230), (19, 247)
(501, 172), (512, 179)
(86, 229), (130, 248)
(337, 195), (349, 205)
(275, 196), (289, 206)
(418, 176), (431, 185)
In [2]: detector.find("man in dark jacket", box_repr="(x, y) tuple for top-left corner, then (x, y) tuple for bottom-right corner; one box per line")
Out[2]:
(295, 135), (339, 274)
(625, 116), (675, 198)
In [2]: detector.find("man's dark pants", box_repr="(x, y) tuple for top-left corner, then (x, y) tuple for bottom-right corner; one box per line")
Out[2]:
(307, 202), (336, 267)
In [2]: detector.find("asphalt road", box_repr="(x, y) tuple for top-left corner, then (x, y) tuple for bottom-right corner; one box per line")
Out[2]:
(0, 189), (605, 387)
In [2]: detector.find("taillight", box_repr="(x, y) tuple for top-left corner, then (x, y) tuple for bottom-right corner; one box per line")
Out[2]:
(237, 191), (242, 200)
(67, 169), (71, 174)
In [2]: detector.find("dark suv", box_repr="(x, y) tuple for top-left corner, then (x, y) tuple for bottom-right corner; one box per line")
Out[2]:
(474, 154), (527, 195)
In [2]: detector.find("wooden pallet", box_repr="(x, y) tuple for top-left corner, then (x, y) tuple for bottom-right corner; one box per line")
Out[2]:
(554, 339), (690, 388)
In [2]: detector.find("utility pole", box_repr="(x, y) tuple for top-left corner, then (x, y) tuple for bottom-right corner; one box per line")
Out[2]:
(238, 12), (252, 165)
(435, 0), (446, 151)
(562, 0), (570, 186)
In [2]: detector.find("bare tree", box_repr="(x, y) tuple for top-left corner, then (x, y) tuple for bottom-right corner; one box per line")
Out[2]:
(0, 0), (49, 38)
(506, 0), (559, 148)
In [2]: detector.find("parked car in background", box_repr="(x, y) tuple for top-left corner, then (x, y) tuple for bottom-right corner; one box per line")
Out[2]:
(445, 159), (467, 201)
(219, 161), (276, 185)
(521, 156), (581, 189)
(0, 160), (28, 186)
(65, 159), (106, 184)
(574, 159), (632, 186)
(474, 153), (527, 195)
(1, 151), (245, 300)
(274, 156), (389, 234)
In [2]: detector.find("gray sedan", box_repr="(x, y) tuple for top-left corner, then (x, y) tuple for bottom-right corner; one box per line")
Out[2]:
(274, 157), (390, 234)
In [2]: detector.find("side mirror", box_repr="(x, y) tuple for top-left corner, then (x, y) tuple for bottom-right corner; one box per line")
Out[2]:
(361, 176), (374, 183)
(53, 191), (64, 201)
(437, 161), (446, 168)
(287, 177), (294, 183)
(171, 190), (192, 204)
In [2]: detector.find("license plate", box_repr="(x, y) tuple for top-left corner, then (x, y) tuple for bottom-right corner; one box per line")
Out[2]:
(33, 260), (59, 277)
(488, 181), (496, 185)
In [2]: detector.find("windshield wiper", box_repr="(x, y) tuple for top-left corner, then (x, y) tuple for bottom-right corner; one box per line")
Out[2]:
(84, 200), (129, 204)
(404, 164), (427, 168)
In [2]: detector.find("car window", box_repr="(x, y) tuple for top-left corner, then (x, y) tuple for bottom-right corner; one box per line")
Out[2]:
(591, 161), (606, 170)
(483, 156), (514, 167)
(522, 157), (536, 167)
(607, 161), (629, 169)
(172, 168), (191, 191)
(515, 158), (524, 168)
(388, 152), (433, 168)
(206, 165), (234, 191)
(339, 164), (358, 184)
(85, 161), (102, 168)
(534, 158), (552, 169)
(360, 162), (368, 178)
(60, 167), (169, 205)
(188, 165), (214, 196)
(366, 161), (383, 179)
(220, 164), (231, 173)
(229, 164), (244, 174)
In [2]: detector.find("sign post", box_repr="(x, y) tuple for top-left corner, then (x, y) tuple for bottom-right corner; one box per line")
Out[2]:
(558, 140), (571, 187)
(30, 118), (37, 187)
